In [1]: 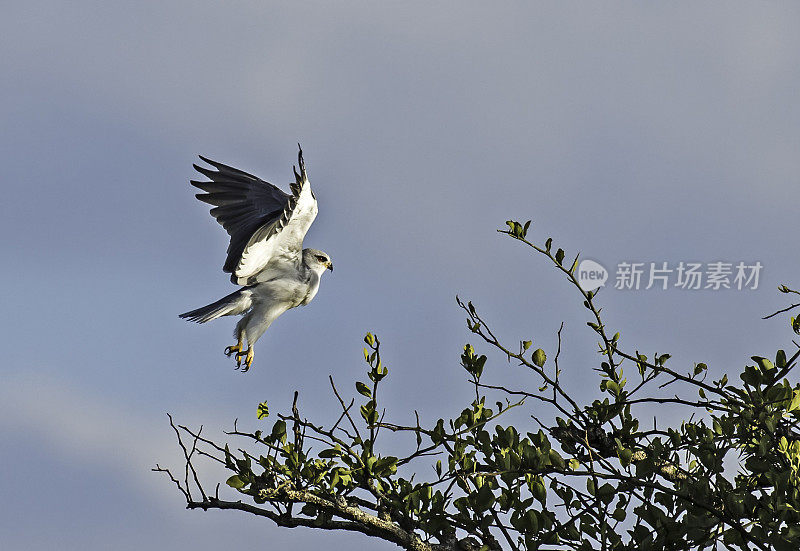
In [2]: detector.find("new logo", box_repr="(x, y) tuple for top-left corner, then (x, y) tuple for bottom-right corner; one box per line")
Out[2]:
(577, 259), (608, 292)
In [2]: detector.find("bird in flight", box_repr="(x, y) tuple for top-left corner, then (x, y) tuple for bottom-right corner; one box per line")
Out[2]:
(179, 146), (333, 371)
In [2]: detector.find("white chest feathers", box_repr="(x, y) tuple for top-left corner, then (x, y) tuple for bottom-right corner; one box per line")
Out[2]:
(301, 271), (322, 305)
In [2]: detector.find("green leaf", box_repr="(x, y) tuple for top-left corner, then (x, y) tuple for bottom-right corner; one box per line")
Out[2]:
(533, 478), (547, 504)
(226, 475), (246, 489)
(360, 402), (379, 425)
(475, 483), (494, 511)
(788, 390), (800, 412)
(752, 356), (775, 372)
(555, 248), (565, 265)
(236, 454), (251, 473)
(532, 349), (546, 368)
(271, 420), (287, 441)
(597, 483), (615, 503)
(356, 381), (372, 398)
(318, 446), (342, 458)
(257, 401), (270, 420)
(373, 456), (398, 476)
(741, 365), (761, 386)
(693, 363), (707, 376)
(522, 340), (532, 351)
(524, 510), (539, 532)
(548, 449), (565, 470)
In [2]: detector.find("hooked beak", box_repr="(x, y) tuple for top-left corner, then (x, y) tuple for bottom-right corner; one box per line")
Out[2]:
(326, 261), (334, 272)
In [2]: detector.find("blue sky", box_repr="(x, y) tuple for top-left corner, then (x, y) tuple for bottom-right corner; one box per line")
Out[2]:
(2, 3), (799, 549)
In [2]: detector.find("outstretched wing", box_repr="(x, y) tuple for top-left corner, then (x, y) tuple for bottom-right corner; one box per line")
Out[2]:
(191, 147), (318, 285)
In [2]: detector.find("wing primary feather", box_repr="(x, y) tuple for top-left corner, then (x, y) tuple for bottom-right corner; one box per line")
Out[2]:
(190, 180), (249, 193)
(195, 192), (248, 206)
(297, 144), (306, 179)
(197, 156), (261, 181)
(192, 164), (224, 181)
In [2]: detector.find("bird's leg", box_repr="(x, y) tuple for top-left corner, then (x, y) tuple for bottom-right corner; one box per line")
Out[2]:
(225, 336), (244, 358)
(225, 336), (249, 370)
(241, 347), (254, 372)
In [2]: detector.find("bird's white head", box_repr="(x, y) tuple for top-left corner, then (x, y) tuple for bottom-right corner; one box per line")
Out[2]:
(303, 248), (334, 275)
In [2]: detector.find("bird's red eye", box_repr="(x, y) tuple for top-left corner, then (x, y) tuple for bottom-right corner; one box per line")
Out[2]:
(316, 255), (327, 262)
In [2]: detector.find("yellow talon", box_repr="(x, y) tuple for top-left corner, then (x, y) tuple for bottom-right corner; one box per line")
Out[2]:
(223, 338), (252, 371)
(225, 337), (244, 358)
(242, 348), (254, 372)
(224, 345), (240, 357)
